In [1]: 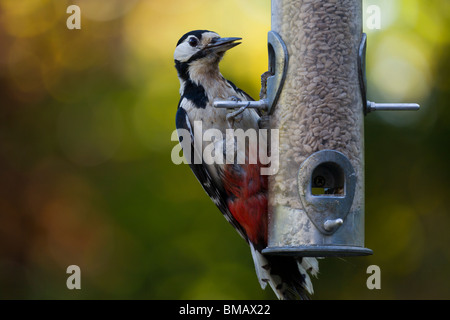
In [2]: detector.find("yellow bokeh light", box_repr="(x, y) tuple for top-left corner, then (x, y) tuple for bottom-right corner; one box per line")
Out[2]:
(0, 0), (66, 37)
(74, 0), (139, 22)
(369, 31), (432, 102)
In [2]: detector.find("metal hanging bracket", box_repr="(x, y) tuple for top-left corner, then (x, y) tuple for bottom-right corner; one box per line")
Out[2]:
(358, 33), (420, 115)
(265, 31), (289, 114)
(213, 31), (289, 114)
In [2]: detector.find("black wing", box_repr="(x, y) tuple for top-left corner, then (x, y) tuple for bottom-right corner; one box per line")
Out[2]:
(175, 105), (248, 242)
(226, 79), (254, 102)
(225, 79), (265, 117)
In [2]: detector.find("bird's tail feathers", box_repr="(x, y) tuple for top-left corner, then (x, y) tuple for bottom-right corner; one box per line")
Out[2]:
(250, 243), (271, 290)
(250, 243), (319, 300)
(297, 257), (319, 295)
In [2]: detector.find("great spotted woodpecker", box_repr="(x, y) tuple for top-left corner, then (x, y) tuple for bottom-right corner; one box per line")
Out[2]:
(174, 30), (318, 299)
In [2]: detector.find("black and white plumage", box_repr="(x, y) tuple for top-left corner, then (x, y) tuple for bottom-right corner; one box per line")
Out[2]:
(174, 30), (318, 299)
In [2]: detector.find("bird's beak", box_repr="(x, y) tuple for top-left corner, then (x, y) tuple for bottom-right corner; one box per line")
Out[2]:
(206, 37), (242, 52)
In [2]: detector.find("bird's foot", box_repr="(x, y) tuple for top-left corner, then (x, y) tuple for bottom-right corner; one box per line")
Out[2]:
(226, 101), (250, 128)
(228, 95), (242, 102)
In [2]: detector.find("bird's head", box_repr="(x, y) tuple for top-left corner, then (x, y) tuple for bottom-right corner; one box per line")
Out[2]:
(174, 30), (241, 80)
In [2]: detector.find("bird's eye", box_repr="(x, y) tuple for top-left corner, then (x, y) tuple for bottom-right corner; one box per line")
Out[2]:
(188, 37), (198, 47)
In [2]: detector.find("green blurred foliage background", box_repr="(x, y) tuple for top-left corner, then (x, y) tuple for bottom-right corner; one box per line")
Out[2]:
(0, 0), (449, 299)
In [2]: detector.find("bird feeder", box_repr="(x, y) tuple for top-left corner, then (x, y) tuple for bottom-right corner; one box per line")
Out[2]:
(214, 0), (419, 257)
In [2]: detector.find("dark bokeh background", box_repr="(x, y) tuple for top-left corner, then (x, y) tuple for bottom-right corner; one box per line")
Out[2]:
(0, 0), (449, 299)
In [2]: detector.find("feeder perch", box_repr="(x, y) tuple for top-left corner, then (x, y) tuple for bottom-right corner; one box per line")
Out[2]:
(214, 0), (419, 257)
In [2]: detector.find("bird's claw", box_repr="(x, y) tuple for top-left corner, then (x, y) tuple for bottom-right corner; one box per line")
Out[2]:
(226, 102), (250, 128)
(228, 95), (241, 102)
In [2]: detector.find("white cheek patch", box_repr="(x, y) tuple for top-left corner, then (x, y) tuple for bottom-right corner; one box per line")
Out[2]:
(175, 32), (220, 62)
(174, 42), (197, 62)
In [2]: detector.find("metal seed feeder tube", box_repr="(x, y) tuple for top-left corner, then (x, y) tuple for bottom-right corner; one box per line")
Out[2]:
(214, 0), (419, 257)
